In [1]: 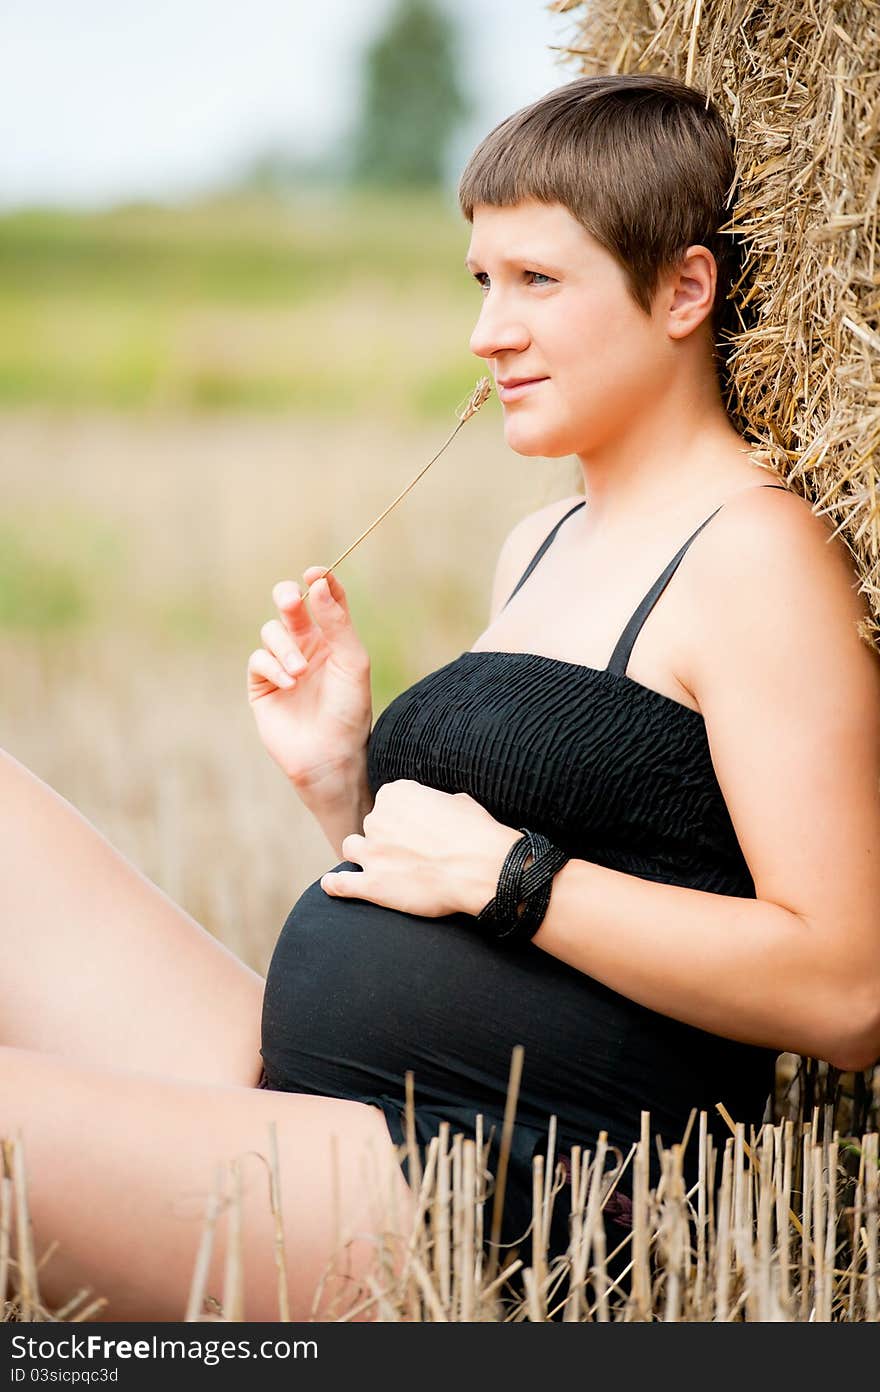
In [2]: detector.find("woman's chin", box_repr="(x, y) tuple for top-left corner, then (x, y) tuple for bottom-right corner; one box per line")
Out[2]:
(503, 420), (571, 459)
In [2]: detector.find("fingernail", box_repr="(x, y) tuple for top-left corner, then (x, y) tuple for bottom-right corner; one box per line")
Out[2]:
(277, 672), (295, 688)
(284, 653), (304, 674)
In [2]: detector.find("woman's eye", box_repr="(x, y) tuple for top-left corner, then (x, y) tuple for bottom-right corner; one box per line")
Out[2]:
(472, 270), (554, 291)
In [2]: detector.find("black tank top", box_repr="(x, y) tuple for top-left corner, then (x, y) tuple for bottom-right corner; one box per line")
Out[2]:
(366, 483), (788, 893)
(260, 482), (788, 1256)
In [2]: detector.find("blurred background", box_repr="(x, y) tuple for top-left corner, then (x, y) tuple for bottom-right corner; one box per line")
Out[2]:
(0, 0), (583, 972)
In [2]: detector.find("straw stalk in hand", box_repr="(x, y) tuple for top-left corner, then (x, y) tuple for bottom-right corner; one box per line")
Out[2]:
(301, 376), (493, 601)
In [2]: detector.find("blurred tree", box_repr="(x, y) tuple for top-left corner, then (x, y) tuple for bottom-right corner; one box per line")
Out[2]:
(346, 0), (472, 188)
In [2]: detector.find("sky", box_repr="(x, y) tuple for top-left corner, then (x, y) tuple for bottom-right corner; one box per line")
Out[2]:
(0, 0), (586, 209)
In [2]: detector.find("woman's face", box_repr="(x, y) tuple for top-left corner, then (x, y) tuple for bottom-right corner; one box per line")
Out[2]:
(465, 198), (682, 460)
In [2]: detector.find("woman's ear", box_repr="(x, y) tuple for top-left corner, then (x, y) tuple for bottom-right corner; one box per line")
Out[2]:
(665, 245), (717, 340)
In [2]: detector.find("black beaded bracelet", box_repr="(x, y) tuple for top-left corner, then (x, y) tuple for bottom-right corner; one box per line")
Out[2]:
(477, 828), (570, 947)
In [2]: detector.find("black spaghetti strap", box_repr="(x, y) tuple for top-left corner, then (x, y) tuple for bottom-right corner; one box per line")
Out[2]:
(606, 483), (789, 677)
(501, 500), (587, 612)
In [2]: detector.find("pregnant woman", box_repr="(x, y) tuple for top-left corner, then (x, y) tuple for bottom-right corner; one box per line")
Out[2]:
(3, 74), (879, 1323)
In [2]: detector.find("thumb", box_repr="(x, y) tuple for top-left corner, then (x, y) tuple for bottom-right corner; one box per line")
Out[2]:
(302, 567), (368, 663)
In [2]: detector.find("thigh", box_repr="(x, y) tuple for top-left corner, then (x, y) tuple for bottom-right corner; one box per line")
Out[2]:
(3, 1044), (418, 1322)
(0, 746), (264, 1088)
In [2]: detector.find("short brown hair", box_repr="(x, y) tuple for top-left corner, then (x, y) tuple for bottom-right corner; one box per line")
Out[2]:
(457, 73), (739, 350)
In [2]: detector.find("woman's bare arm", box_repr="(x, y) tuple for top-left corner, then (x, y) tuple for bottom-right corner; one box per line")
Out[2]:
(296, 755), (375, 862)
(468, 489), (880, 1070)
(459, 484), (880, 1069)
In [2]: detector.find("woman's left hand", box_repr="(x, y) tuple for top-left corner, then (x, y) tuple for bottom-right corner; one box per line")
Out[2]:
(319, 779), (520, 918)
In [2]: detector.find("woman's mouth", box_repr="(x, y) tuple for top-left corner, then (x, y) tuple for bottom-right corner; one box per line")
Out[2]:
(497, 378), (548, 403)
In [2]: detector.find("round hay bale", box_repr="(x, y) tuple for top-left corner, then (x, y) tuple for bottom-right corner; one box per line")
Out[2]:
(549, 0), (880, 651)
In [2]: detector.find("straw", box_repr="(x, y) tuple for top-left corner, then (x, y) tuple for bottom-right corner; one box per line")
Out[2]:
(302, 376), (493, 600)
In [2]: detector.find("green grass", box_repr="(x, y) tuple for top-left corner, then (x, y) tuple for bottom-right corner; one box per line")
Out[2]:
(0, 191), (470, 301)
(0, 508), (125, 633)
(0, 191), (484, 416)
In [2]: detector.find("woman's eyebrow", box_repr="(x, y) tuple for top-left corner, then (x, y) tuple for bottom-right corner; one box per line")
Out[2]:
(463, 253), (565, 273)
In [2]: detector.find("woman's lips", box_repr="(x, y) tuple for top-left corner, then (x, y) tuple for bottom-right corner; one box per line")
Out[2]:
(497, 378), (548, 402)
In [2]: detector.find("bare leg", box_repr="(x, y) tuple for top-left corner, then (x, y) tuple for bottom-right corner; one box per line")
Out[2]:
(0, 745), (263, 1085)
(3, 1046), (417, 1321)
(0, 747), (417, 1317)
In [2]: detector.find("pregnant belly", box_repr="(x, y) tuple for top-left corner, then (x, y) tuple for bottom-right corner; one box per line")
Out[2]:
(257, 864), (740, 1144)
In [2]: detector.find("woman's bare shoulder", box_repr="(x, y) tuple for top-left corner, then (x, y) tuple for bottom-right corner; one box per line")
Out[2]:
(693, 483), (871, 636)
(685, 481), (880, 721)
(488, 494), (585, 623)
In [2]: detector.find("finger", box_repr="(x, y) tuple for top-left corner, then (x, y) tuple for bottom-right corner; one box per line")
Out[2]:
(247, 647), (296, 692)
(302, 566), (358, 616)
(259, 618), (307, 676)
(320, 869), (367, 898)
(340, 832), (366, 863)
(271, 579), (321, 647)
(301, 564), (337, 598)
(301, 568), (369, 670)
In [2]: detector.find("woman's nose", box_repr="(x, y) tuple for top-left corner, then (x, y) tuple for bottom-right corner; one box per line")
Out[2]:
(469, 304), (530, 363)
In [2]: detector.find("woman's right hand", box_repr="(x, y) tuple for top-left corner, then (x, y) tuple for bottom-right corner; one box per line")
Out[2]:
(247, 566), (373, 795)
